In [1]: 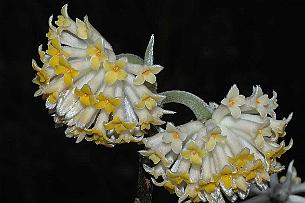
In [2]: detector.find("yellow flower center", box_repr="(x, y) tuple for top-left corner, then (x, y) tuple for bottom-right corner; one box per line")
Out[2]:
(113, 65), (120, 72)
(96, 49), (102, 57)
(142, 68), (151, 75)
(257, 129), (263, 135)
(211, 132), (220, 139)
(191, 150), (198, 156)
(256, 98), (261, 104)
(172, 132), (180, 140)
(229, 99), (235, 107)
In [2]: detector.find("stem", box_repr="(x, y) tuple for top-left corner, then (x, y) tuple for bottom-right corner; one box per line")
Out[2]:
(135, 154), (153, 203)
(160, 90), (213, 121)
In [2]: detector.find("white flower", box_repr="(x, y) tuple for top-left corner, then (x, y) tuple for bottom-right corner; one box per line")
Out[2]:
(32, 5), (169, 146)
(247, 86), (270, 118)
(140, 85), (292, 203)
(221, 84), (245, 118)
(162, 123), (188, 154)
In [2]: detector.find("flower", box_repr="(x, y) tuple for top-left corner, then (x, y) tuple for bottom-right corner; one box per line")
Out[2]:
(46, 38), (69, 67)
(135, 94), (162, 110)
(132, 65), (163, 85)
(55, 15), (71, 28)
(140, 84), (292, 202)
(162, 123), (187, 154)
(32, 60), (50, 85)
(221, 84), (245, 118)
(86, 41), (107, 70)
(104, 116), (136, 134)
(76, 19), (88, 39)
(181, 141), (206, 165)
(53, 56), (79, 86)
(33, 4), (168, 146)
(203, 127), (226, 152)
(246, 86), (271, 118)
(74, 84), (96, 106)
(94, 93), (121, 114)
(254, 122), (272, 149)
(104, 58), (128, 85)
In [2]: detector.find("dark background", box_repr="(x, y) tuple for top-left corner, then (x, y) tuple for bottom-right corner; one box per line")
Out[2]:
(0, 1), (304, 202)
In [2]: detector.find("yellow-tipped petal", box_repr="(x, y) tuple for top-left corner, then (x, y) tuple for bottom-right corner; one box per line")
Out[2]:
(82, 85), (92, 95)
(63, 73), (73, 86)
(47, 45), (59, 56)
(145, 98), (157, 110)
(80, 95), (91, 106)
(105, 71), (117, 85)
(205, 138), (216, 152)
(116, 57), (127, 68)
(104, 104), (115, 114)
(135, 100), (145, 109)
(115, 125), (127, 134)
(103, 60), (114, 71)
(76, 19), (88, 39)
(111, 98), (121, 107)
(190, 154), (202, 165)
(149, 65), (163, 74)
(54, 65), (66, 75)
(90, 56), (101, 70)
(117, 69), (127, 80)
(133, 75), (145, 85)
(49, 55), (60, 67)
(181, 150), (191, 159)
(144, 73), (156, 84)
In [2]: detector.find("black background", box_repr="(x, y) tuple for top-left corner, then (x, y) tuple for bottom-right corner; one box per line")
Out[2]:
(0, 1), (304, 202)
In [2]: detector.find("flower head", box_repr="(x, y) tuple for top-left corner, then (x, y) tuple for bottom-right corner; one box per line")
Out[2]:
(32, 4), (168, 146)
(140, 84), (292, 202)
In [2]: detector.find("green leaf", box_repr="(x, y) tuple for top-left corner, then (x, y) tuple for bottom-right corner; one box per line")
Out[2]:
(117, 53), (144, 65)
(144, 34), (154, 66)
(160, 90), (213, 121)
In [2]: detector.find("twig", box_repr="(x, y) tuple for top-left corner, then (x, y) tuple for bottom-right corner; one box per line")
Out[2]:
(135, 154), (153, 203)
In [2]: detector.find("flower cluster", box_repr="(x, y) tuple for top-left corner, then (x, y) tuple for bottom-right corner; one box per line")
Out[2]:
(32, 5), (169, 146)
(140, 85), (293, 202)
(240, 161), (305, 203)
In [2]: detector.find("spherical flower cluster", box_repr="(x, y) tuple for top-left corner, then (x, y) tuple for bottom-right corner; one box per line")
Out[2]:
(32, 5), (169, 146)
(139, 85), (293, 202)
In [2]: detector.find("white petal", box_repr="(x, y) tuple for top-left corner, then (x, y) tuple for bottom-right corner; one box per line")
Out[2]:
(230, 106), (241, 118)
(171, 140), (182, 154)
(235, 95), (246, 106)
(227, 84), (239, 99)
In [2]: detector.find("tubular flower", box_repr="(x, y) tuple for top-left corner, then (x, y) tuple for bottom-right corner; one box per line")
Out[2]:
(132, 65), (163, 85)
(74, 84), (96, 106)
(32, 4), (170, 146)
(87, 42), (107, 70)
(139, 84), (292, 203)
